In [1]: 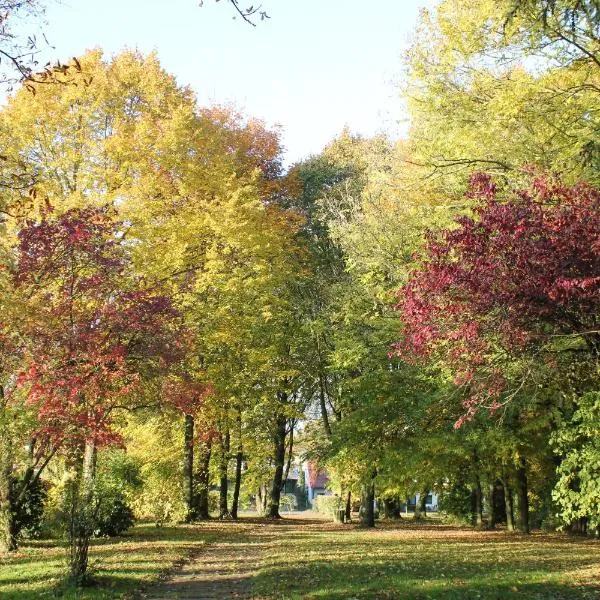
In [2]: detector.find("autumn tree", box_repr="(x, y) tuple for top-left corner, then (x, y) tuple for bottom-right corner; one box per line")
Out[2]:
(396, 172), (600, 531)
(14, 206), (178, 579)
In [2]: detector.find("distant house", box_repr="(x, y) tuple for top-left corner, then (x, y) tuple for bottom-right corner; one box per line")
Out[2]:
(304, 461), (331, 505)
(407, 491), (439, 511)
(282, 465), (300, 494)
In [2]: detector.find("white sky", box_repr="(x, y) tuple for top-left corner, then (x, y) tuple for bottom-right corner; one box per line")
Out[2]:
(29, 0), (438, 165)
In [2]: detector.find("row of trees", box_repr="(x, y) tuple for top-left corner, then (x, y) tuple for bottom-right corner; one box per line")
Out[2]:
(299, 0), (599, 535)
(0, 0), (598, 587)
(0, 49), (316, 582)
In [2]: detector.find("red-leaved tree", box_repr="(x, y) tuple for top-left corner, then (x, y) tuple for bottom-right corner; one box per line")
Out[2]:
(15, 206), (179, 581)
(395, 173), (600, 426)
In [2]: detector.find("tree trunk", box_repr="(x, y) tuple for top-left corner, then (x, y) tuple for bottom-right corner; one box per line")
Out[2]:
(419, 490), (428, 517)
(360, 479), (375, 527)
(345, 490), (352, 521)
(0, 449), (16, 553)
(69, 439), (96, 585)
(267, 413), (287, 518)
(487, 481), (496, 529)
(183, 414), (194, 521)
(501, 468), (515, 532)
(0, 386), (16, 553)
(383, 498), (396, 519)
(230, 443), (243, 520)
(472, 475), (483, 528)
(515, 458), (529, 534)
(219, 429), (230, 519)
(195, 440), (212, 519)
(319, 374), (332, 437)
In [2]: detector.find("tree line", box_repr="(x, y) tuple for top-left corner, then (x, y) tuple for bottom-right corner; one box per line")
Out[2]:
(0, 0), (599, 587)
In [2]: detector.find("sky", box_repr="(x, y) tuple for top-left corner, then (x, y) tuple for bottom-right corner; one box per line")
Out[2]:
(29, 0), (437, 165)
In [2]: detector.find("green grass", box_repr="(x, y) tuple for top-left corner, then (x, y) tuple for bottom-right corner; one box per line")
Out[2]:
(2, 517), (599, 599)
(0, 522), (219, 599)
(251, 518), (600, 599)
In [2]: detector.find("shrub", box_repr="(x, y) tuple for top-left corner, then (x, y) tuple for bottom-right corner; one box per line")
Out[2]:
(93, 493), (134, 537)
(10, 474), (47, 539)
(438, 482), (473, 524)
(280, 493), (297, 512)
(314, 494), (343, 517)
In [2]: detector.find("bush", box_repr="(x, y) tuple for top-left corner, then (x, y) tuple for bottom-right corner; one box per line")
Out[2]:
(10, 475), (47, 539)
(438, 482), (473, 524)
(314, 494), (343, 517)
(280, 493), (297, 512)
(93, 493), (135, 537)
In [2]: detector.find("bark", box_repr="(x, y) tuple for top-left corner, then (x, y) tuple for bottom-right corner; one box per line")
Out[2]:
(69, 439), (96, 585)
(345, 490), (352, 522)
(0, 449), (16, 553)
(0, 385), (16, 553)
(487, 481), (497, 529)
(267, 412), (287, 518)
(472, 474), (484, 528)
(501, 469), (515, 532)
(183, 414), (194, 521)
(194, 440), (212, 520)
(219, 429), (230, 519)
(419, 490), (428, 517)
(282, 425), (294, 490)
(257, 483), (269, 514)
(515, 458), (530, 534)
(230, 439), (243, 520)
(319, 374), (332, 438)
(360, 479), (375, 527)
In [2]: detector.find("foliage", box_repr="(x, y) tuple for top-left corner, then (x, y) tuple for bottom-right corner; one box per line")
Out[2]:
(397, 172), (600, 424)
(10, 474), (46, 539)
(552, 391), (600, 530)
(313, 494), (343, 517)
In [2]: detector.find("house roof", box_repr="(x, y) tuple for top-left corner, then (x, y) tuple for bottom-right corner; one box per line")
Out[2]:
(306, 461), (329, 489)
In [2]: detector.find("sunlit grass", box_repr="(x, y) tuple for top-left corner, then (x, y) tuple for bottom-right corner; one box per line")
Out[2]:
(2, 517), (599, 599)
(252, 519), (600, 599)
(0, 522), (219, 599)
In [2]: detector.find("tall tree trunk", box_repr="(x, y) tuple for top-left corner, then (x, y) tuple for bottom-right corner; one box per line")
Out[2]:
(319, 374), (332, 438)
(504, 479), (515, 532)
(195, 440), (212, 519)
(0, 386), (16, 553)
(515, 458), (529, 533)
(487, 480), (497, 530)
(345, 490), (352, 522)
(219, 429), (230, 519)
(267, 413), (287, 518)
(230, 414), (243, 520)
(360, 477), (375, 528)
(419, 489), (428, 517)
(473, 474), (484, 528)
(69, 440), (96, 585)
(183, 414), (194, 521)
(0, 448), (16, 553)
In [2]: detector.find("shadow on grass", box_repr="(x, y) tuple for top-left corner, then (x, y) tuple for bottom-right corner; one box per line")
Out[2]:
(251, 521), (600, 600)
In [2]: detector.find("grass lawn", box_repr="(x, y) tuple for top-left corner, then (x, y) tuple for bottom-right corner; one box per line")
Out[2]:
(1, 516), (599, 599)
(0, 522), (222, 599)
(251, 518), (600, 599)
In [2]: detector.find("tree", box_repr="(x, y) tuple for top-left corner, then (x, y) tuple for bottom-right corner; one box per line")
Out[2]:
(397, 172), (600, 422)
(202, 0), (270, 26)
(404, 0), (600, 200)
(14, 206), (178, 579)
(395, 172), (599, 531)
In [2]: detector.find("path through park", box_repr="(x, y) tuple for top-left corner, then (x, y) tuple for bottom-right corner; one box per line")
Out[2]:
(142, 515), (600, 600)
(145, 517), (321, 600)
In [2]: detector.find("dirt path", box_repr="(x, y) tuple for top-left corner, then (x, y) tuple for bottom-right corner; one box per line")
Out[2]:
(144, 516), (324, 600)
